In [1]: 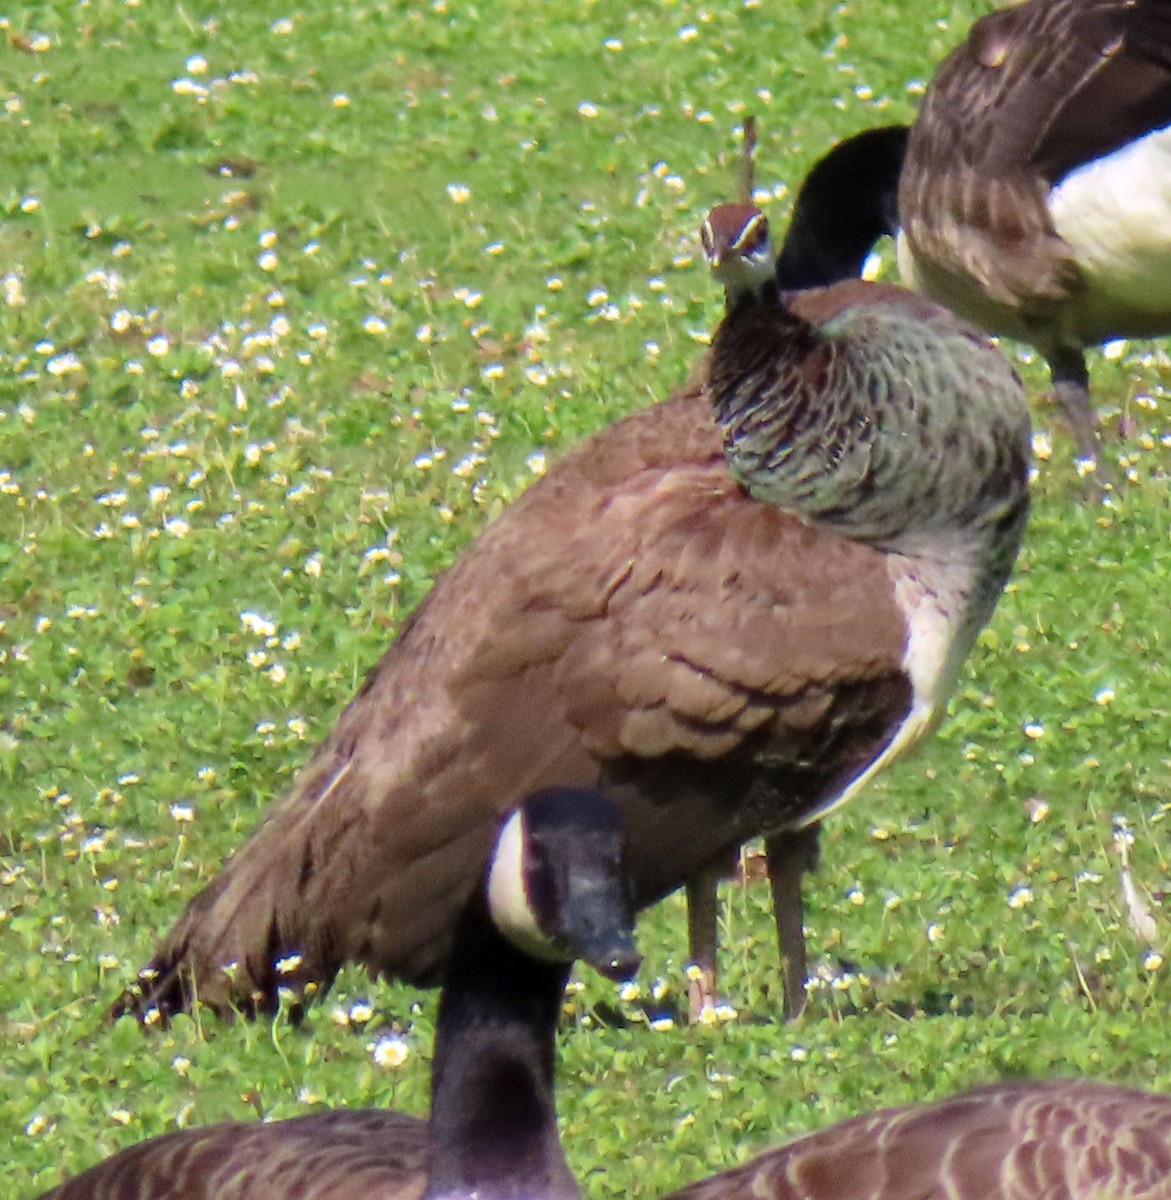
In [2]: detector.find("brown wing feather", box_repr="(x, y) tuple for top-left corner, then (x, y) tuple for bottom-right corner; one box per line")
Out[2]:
(900, 0), (1171, 317)
(116, 390), (910, 1018)
(910, 0), (1171, 181)
(38, 1110), (429, 1200)
(663, 1080), (1171, 1200)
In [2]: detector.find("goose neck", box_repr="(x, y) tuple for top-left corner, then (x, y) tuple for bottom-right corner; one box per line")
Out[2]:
(424, 897), (577, 1200)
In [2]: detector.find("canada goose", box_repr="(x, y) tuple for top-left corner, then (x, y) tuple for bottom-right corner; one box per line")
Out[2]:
(662, 1078), (1171, 1199)
(112, 198), (1028, 1030)
(38, 787), (639, 1200)
(774, 125), (908, 291)
(897, 0), (1171, 476)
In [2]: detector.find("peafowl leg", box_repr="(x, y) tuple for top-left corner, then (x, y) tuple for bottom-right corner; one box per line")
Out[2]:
(685, 853), (733, 1021)
(764, 825), (821, 1021)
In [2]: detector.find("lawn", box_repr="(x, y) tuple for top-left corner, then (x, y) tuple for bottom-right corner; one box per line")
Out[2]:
(3, 0), (1171, 1195)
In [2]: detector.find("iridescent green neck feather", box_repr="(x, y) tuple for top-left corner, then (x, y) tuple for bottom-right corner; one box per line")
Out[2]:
(703, 203), (1031, 561)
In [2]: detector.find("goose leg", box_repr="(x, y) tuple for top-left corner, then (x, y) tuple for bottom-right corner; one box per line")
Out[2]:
(1049, 348), (1111, 488)
(764, 825), (821, 1021)
(685, 854), (733, 1021)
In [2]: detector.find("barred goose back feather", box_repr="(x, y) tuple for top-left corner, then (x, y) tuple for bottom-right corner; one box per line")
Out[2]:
(664, 1079), (1171, 1200)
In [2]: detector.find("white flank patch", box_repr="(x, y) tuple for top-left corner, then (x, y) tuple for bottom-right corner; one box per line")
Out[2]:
(486, 810), (561, 962)
(1050, 125), (1171, 318)
(894, 229), (921, 294)
(795, 556), (970, 829)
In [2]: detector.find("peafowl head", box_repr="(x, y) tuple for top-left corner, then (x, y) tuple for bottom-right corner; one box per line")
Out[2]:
(701, 203), (777, 305)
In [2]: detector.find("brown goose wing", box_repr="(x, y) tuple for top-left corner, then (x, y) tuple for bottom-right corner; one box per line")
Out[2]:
(927, 0), (1171, 179)
(1030, 0), (1171, 184)
(900, 0), (1171, 313)
(662, 1080), (1171, 1200)
(39, 1110), (428, 1199)
(116, 391), (909, 1020)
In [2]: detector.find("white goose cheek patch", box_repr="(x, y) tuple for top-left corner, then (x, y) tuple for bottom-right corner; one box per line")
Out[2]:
(486, 810), (563, 963)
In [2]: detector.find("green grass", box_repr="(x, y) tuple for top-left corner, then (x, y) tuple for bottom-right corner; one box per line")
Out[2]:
(3, 0), (1171, 1195)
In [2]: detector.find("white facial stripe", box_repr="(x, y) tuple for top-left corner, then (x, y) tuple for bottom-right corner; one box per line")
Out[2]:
(732, 212), (766, 254)
(486, 811), (562, 961)
(700, 218), (716, 261)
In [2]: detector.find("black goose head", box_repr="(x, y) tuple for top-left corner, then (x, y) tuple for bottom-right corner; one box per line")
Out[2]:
(486, 787), (640, 982)
(775, 124), (909, 289)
